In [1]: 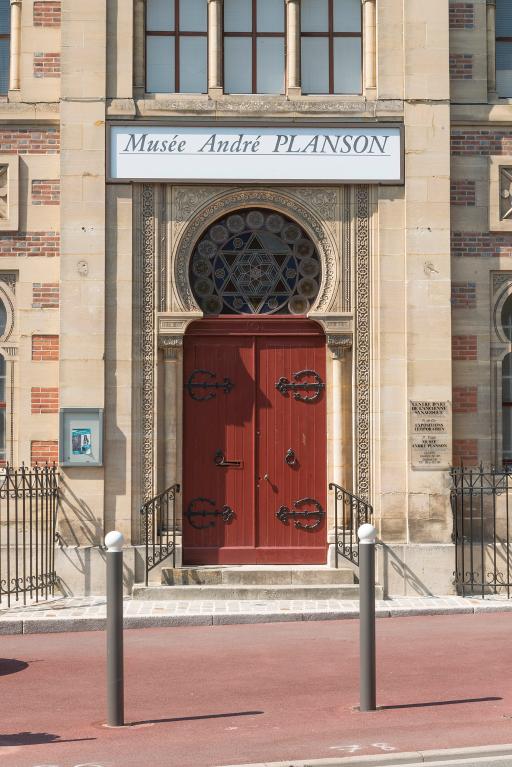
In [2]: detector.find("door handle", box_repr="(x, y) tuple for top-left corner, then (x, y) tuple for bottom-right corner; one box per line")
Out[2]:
(214, 449), (243, 468)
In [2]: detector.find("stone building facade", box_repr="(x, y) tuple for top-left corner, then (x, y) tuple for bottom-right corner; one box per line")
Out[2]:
(0, 0), (507, 596)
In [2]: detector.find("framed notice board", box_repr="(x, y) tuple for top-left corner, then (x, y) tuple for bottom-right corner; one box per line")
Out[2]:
(59, 408), (104, 467)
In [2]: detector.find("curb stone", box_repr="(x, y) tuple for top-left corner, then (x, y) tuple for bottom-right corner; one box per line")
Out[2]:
(214, 743), (512, 767)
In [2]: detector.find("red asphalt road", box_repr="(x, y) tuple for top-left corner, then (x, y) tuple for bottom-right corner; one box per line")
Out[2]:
(0, 614), (512, 767)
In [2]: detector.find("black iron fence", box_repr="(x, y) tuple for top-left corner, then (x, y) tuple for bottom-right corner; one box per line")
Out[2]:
(451, 465), (512, 598)
(0, 464), (59, 607)
(140, 483), (180, 586)
(330, 482), (374, 568)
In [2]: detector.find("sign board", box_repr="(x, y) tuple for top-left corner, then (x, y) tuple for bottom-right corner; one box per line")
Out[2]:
(59, 408), (104, 467)
(109, 125), (403, 184)
(410, 401), (451, 471)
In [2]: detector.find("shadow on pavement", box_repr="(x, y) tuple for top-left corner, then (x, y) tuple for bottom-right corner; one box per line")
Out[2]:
(0, 733), (96, 747)
(0, 658), (28, 676)
(130, 710), (264, 726)
(381, 696), (502, 710)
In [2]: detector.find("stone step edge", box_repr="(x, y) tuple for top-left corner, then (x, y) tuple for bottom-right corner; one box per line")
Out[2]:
(213, 743), (512, 767)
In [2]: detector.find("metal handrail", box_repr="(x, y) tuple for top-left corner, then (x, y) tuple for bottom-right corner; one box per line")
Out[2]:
(329, 482), (373, 568)
(140, 483), (180, 586)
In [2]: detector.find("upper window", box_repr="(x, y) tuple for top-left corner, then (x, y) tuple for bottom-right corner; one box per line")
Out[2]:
(0, 0), (10, 95)
(146, 0), (208, 93)
(497, 0), (512, 97)
(301, 0), (362, 95)
(224, 0), (285, 94)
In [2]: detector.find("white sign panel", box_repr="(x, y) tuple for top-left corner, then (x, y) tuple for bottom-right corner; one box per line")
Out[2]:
(110, 125), (403, 183)
(410, 401), (452, 471)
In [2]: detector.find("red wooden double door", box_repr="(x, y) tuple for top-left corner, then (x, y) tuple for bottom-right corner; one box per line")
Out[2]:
(183, 318), (327, 564)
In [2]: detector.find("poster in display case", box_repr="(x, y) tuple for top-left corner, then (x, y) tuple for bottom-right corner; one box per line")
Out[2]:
(59, 408), (103, 467)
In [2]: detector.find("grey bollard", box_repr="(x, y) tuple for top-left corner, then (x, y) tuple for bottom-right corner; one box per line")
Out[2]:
(358, 523), (377, 712)
(105, 530), (125, 727)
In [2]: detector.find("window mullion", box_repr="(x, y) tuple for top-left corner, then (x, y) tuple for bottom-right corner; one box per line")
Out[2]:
(175, 0), (180, 92)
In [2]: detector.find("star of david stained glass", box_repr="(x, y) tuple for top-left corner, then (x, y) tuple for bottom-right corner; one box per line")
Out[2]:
(190, 209), (321, 315)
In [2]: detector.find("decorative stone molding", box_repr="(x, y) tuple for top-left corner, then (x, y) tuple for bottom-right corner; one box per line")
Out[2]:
(490, 156), (512, 231)
(0, 157), (19, 232)
(172, 187), (340, 316)
(158, 335), (183, 361)
(9, 0), (21, 93)
(141, 184), (156, 502)
(355, 185), (371, 501)
(327, 335), (352, 360)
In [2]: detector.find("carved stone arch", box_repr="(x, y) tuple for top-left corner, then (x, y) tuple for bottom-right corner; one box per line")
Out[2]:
(173, 188), (340, 315)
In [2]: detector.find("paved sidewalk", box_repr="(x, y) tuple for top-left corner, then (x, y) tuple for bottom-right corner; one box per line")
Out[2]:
(1, 593), (512, 633)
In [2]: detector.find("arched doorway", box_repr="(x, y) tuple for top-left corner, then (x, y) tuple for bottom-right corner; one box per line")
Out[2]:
(182, 209), (327, 564)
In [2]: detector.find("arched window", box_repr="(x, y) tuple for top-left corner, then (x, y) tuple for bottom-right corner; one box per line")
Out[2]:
(503, 353), (512, 466)
(0, 0), (10, 95)
(497, 0), (512, 97)
(0, 298), (7, 338)
(190, 208), (321, 315)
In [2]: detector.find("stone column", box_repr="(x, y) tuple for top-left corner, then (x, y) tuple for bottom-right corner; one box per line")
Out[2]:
(487, 0), (497, 100)
(362, 0), (376, 95)
(133, 0), (145, 95)
(328, 335), (352, 489)
(286, 0), (301, 97)
(159, 336), (182, 490)
(208, 0), (223, 97)
(8, 0), (21, 93)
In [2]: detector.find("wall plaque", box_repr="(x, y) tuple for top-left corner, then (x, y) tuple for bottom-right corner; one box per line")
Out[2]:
(410, 401), (451, 470)
(109, 125), (403, 184)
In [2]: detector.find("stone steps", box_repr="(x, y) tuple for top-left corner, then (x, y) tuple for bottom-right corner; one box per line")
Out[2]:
(132, 583), (367, 601)
(161, 566), (356, 586)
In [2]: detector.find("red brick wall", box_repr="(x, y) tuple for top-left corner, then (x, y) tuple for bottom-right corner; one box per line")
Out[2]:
(32, 335), (59, 361)
(31, 440), (58, 466)
(31, 179), (60, 205)
(451, 129), (512, 156)
(452, 335), (477, 360)
(0, 128), (59, 154)
(33, 53), (61, 78)
(32, 283), (59, 309)
(33, 1), (61, 27)
(449, 3), (475, 29)
(0, 232), (60, 258)
(453, 438), (478, 466)
(451, 281), (476, 307)
(449, 53), (473, 80)
(452, 231), (512, 258)
(453, 386), (478, 414)
(31, 387), (59, 414)
(450, 180), (476, 206)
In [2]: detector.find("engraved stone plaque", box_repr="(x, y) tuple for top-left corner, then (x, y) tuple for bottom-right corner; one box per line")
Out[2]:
(410, 400), (451, 470)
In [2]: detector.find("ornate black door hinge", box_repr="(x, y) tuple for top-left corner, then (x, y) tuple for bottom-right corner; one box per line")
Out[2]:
(276, 497), (325, 531)
(185, 369), (234, 401)
(275, 370), (325, 402)
(185, 497), (235, 530)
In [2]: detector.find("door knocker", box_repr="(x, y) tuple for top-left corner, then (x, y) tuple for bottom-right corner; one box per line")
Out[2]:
(185, 369), (234, 402)
(275, 370), (325, 403)
(276, 497), (325, 531)
(185, 497), (235, 530)
(285, 448), (297, 466)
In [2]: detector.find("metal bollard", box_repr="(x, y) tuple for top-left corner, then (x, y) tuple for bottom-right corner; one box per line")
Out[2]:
(105, 530), (125, 727)
(358, 523), (377, 712)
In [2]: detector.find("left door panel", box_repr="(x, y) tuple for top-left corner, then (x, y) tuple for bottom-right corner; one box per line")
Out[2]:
(183, 334), (256, 564)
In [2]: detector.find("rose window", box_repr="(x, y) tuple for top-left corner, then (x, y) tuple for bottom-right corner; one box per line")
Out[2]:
(190, 209), (321, 315)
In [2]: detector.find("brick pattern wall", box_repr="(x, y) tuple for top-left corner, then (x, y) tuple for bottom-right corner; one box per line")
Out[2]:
(452, 231), (512, 257)
(0, 232), (59, 258)
(449, 3), (475, 29)
(452, 335), (477, 360)
(453, 386), (478, 414)
(33, 1), (61, 27)
(451, 281), (477, 307)
(450, 180), (476, 206)
(451, 130), (512, 156)
(0, 128), (59, 155)
(31, 440), (58, 466)
(32, 283), (59, 309)
(453, 438), (478, 466)
(32, 335), (59, 361)
(33, 53), (61, 78)
(31, 179), (60, 205)
(449, 53), (473, 80)
(31, 387), (59, 414)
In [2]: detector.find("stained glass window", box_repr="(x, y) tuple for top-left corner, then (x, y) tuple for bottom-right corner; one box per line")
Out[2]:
(190, 209), (321, 316)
